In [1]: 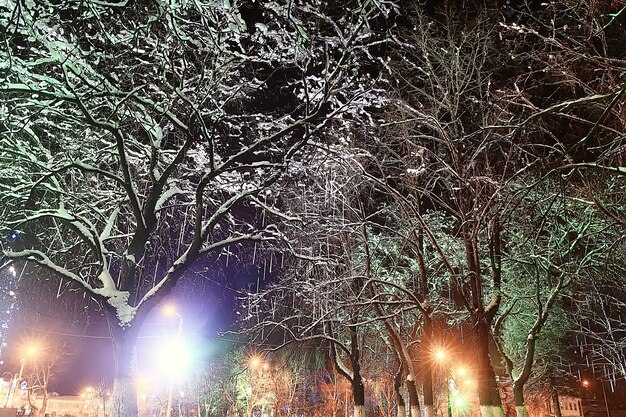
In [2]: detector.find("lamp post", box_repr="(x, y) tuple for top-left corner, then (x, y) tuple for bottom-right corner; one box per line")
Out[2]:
(163, 305), (183, 417)
(434, 348), (453, 417)
(600, 380), (611, 417)
(5, 345), (37, 408)
(580, 380), (589, 417)
(248, 355), (273, 417)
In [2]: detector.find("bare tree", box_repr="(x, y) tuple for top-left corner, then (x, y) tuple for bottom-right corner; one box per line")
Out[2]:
(22, 336), (71, 417)
(375, 2), (625, 417)
(490, 180), (617, 417)
(575, 276), (626, 383)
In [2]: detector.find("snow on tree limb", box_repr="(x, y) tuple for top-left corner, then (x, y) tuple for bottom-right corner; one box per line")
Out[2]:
(4, 249), (97, 294)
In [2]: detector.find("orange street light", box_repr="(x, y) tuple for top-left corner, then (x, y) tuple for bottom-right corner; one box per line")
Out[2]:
(249, 356), (262, 369)
(25, 346), (38, 357)
(433, 346), (452, 417)
(582, 380), (590, 388)
(4, 344), (38, 407)
(434, 348), (447, 362)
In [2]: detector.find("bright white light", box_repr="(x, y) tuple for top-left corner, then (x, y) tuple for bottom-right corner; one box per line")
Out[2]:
(8, 266), (16, 276)
(157, 339), (191, 376)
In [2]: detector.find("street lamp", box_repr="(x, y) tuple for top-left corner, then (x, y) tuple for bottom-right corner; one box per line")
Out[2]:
(5, 344), (38, 408)
(247, 355), (273, 417)
(433, 348), (452, 417)
(163, 305), (183, 417)
(249, 355), (262, 370)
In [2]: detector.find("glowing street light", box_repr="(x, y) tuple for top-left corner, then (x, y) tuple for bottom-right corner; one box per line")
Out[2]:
(453, 393), (470, 414)
(4, 344), (39, 407)
(434, 348), (447, 362)
(433, 347), (452, 417)
(159, 339), (192, 375)
(249, 355), (263, 370)
(163, 305), (184, 417)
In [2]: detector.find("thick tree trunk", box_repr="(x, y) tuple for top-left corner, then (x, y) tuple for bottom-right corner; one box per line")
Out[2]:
(476, 322), (504, 417)
(353, 372), (366, 417)
(395, 368), (406, 417)
(109, 322), (139, 417)
(354, 405), (366, 417)
(407, 379), (421, 417)
(513, 381), (528, 417)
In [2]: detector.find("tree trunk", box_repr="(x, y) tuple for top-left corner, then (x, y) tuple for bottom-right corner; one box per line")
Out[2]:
(353, 372), (366, 417)
(422, 317), (434, 417)
(407, 379), (421, 417)
(550, 378), (562, 417)
(109, 321), (139, 417)
(513, 381), (528, 417)
(476, 322), (504, 417)
(395, 367), (406, 417)
(40, 391), (48, 417)
(354, 405), (366, 417)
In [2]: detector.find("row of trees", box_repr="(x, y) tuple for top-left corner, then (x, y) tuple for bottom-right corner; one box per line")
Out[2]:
(243, 2), (625, 417)
(1, 1), (624, 417)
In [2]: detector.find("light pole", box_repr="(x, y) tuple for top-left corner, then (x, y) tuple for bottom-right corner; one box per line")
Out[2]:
(5, 345), (38, 408)
(580, 380), (589, 417)
(434, 348), (453, 417)
(163, 305), (183, 417)
(600, 379), (611, 417)
(248, 355), (272, 417)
